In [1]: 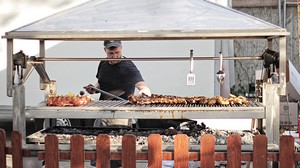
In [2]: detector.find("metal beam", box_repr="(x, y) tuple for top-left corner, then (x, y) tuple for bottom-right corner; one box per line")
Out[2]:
(12, 85), (26, 144)
(279, 36), (287, 95)
(2, 30), (290, 40)
(263, 84), (280, 145)
(6, 39), (13, 97)
(34, 56), (263, 61)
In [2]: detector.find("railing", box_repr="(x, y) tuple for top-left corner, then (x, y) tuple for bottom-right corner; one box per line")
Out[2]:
(1, 128), (300, 168)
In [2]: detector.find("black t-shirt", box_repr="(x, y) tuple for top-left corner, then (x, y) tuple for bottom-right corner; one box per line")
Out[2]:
(96, 60), (144, 100)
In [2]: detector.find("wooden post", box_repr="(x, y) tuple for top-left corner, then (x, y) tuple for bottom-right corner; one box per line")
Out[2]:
(148, 134), (162, 168)
(0, 129), (6, 168)
(122, 134), (136, 168)
(12, 131), (23, 168)
(96, 134), (110, 168)
(45, 135), (59, 168)
(200, 134), (215, 168)
(174, 134), (189, 168)
(70, 135), (85, 168)
(227, 135), (241, 168)
(279, 135), (294, 168)
(253, 135), (267, 168)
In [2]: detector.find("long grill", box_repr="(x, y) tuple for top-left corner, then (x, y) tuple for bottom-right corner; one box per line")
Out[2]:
(85, 100), (262, 108)
(26, 100), (264, 120)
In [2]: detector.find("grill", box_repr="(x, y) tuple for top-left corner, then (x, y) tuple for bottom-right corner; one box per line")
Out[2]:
(26, 100), (262, 146)
(87, 100), (261, 107)
(34, 100), (262, 108)
(26, 100), (264, 119)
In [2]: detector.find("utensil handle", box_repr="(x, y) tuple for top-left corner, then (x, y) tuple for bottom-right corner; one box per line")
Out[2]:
(219, 52), (223, 70)
(190, 50), (194, 73)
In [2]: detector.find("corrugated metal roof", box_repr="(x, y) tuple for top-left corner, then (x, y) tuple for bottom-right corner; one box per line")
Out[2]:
(3, 0), (289, 40)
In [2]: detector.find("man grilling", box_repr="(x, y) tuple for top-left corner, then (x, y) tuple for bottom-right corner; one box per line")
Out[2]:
(84, 40), (151, 126)
(84, 40), (151, 167)
(84, 40), (194, 168)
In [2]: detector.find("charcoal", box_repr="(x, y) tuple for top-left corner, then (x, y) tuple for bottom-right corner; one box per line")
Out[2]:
(38, 123), (259, 145)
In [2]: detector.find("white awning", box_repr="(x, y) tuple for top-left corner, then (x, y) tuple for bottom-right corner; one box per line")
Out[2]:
(3, 0), (289, 40)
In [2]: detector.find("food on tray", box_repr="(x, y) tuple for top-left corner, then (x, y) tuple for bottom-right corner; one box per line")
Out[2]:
(128, 94), (248, 106)
(47, 94), (94, 107)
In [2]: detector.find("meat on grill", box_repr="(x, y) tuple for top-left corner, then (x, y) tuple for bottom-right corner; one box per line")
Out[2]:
(128, 94), (248, 106)
(47, 95), (92, 107)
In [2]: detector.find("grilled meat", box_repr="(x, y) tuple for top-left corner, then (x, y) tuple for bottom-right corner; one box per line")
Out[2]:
(128, 94), (248, 106)
(47, 95), (93, 107)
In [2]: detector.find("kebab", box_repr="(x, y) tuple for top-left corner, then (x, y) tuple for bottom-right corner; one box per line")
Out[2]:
(128, 94), (248, 106)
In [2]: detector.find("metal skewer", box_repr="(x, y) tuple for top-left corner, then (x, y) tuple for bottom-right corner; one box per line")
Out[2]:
(91, 86), (126, 101)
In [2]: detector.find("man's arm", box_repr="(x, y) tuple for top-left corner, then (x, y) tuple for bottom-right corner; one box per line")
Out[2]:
(135, 81), (151, 96)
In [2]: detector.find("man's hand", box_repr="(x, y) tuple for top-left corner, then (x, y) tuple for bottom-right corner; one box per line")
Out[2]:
(135, 81), (151, 96)
(139, 87), (151, 96)
(83, 84), (97, 94)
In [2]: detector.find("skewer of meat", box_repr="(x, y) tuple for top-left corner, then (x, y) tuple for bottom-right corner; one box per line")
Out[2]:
(128, 94), (248, 106)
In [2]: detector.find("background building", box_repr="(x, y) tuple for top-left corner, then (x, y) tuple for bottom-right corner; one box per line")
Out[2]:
(232, 0), (300, 95)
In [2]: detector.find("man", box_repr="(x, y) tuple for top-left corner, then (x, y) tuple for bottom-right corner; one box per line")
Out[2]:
(84, 40), (151, 167)
(84, 40), (151, 126)
(85, 40), (196, 168)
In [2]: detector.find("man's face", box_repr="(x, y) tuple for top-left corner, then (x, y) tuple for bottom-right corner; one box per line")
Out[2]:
(104, 46), (122, 65)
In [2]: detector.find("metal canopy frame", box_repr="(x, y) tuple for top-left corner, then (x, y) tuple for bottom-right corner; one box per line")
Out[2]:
(3, 0), (289, 40)
(3, 29), (289, 40)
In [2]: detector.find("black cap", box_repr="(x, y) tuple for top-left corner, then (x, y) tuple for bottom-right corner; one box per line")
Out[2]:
(103, 40), (122, 49)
